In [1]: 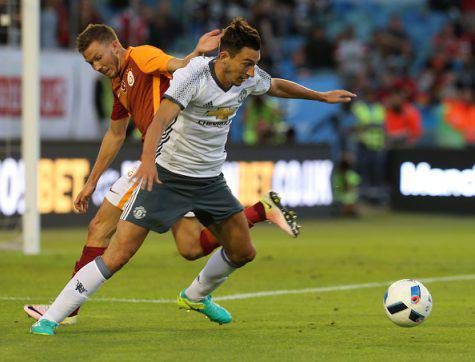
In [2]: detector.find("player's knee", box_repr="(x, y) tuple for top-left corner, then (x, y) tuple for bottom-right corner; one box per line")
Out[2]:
(177, 242), (203, 261)
(179, 249), (202, 261)
(228, 245), (256, 266)
(86, 216), (111, 248)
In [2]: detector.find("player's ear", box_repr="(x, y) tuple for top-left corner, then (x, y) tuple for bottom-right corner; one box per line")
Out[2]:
(111, 39), (120, 53)
(218, 50), (231, 62)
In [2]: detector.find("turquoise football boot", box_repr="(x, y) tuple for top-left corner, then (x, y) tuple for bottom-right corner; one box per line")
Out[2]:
(30, 319), (59, 336)
(177, 289), (232, 325)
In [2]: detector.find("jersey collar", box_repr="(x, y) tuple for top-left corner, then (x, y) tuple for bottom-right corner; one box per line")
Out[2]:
(209, 60), (231, 92)
(119, 47), (134, 77)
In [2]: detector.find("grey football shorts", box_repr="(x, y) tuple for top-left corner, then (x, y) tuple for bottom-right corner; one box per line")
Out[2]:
(120, 164), (243, 233)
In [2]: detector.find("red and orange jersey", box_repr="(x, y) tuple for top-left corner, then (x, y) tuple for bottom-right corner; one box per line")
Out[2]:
(110, 45), (174, 141)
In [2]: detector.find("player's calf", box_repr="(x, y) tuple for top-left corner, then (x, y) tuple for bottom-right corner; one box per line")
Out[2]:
(85, 199), (122, 248)
(102, 245), (138, 273)
(101, 220), (148, 273)
(85, 214), (114, 248)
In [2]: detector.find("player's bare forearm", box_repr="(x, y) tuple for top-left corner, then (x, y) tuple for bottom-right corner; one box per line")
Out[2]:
(167, 29), (222, 73)
(267, 78), (356, 103)
(141, 100), (180, 161)
(167, 52), (199, 74)
(268, 78), (325, 100)
(87, 117), (129, 186)
(137, 99), (181, 190)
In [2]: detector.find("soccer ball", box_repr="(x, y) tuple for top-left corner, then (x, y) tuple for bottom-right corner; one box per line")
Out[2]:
(383, 279), (432, 327)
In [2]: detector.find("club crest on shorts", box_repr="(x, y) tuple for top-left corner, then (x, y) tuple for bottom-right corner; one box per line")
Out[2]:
(133, 206), (146, 219)
(127, 70), (135, 87)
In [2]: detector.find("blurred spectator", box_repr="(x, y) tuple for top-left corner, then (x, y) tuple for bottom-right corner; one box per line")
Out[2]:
(299, 26), (335, 70)
(416, 92), (443, 146)
(225, 1), (248, 21)
(384, 15), (413, 68)
(243, 96), (287, 145)
(436, 103), (466, 148)
(428, 0), (452, 12)
(293, 0), (331, 34)
(352, 88), (386, 203)
(335, 27), (366, 81)
(442, 84), (475, 144)
(112, 0), (149, 46)
(94, 75), (114, 134)
(251, 0), (280, 74)
(41, 0), (59, 48)
(326, 102), (356, 160)
(146, 0), (182, 51)
(0, 1), (8, 44)
(76, 0), (103, 35)
(366, 31), (387, 80)
(385, 90), (423, 147)
(57, 0), (70, 47)
(332, 155), (361, 217)
(40, 0), (70, 48)
(434, 23), (461, 59)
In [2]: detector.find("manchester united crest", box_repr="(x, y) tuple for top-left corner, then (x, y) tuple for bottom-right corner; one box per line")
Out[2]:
(133, 206), (146, 219)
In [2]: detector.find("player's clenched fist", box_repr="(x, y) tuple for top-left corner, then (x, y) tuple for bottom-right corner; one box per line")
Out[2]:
(73, 182), (96, 214)
(133, 158), (161, 192)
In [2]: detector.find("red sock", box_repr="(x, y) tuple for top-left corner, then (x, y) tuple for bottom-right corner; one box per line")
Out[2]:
(199, 229), (220, 256)
(244, 201), (266, 227)
(69, 246), (107, 317)
(199, 201), (267, 256)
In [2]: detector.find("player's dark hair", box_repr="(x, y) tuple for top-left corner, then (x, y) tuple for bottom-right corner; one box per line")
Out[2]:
(220, 17), (260, 57)
(76, 24), (118, 53)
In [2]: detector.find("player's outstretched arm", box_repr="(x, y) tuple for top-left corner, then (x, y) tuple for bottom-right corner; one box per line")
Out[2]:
(267, 78), (356, 103)
(167, 29), (222, 74)
(74, 117), (129, 213)
(133, 99), (181, 191)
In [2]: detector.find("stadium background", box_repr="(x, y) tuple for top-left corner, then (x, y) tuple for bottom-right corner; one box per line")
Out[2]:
(1, 0), (474, 227)
(0, 0), (474, 360)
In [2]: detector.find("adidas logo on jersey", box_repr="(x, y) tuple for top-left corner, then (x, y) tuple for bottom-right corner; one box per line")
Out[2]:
(203, 101), (214, 109)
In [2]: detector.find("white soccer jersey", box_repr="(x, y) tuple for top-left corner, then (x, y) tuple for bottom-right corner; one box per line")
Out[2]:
(156, 56), (272, 177)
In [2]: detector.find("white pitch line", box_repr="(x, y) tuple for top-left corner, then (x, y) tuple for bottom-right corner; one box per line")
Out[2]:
(1, 274), (474, 304)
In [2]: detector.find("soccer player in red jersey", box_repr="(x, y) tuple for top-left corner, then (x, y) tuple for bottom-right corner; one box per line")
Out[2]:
(24, 24), (299, 325)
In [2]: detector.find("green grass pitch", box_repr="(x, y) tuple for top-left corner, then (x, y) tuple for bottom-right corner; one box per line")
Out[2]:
(1, 212), (474, 361)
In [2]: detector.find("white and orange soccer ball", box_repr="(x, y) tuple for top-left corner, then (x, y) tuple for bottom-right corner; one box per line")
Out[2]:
(383, 279), (433, 327)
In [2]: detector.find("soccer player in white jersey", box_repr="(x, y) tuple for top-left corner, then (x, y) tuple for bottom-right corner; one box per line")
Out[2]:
(25, 24), (299, 327)
(31, 18), (356, 335)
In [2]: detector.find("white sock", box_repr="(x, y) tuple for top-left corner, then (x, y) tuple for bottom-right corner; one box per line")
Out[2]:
(185, 248), (238, 301)
(41, 257), (112, 324)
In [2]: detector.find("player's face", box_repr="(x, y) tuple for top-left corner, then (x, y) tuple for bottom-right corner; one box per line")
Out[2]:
(224, 47), (261, 86)
(83, 40), (121, 78)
